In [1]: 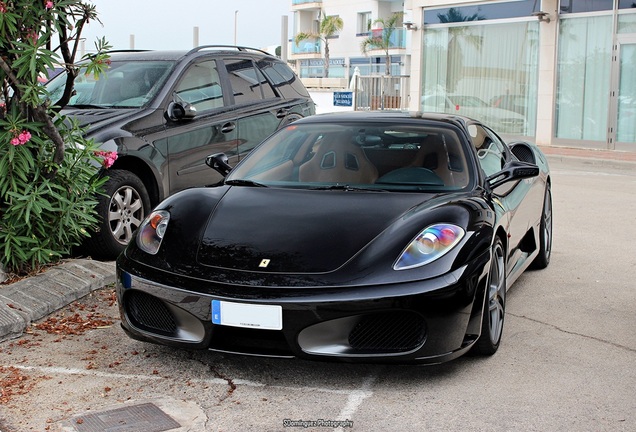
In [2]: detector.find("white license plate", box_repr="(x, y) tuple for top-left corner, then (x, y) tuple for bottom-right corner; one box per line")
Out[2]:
(211, 300), (282, 330)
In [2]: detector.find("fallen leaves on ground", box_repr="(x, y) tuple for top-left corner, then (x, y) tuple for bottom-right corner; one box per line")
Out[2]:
(33, 290), (116, 336)
(0, 366), (49, 404)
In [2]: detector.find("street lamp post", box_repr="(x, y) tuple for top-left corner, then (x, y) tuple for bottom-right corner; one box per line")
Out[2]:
(234, 10), (238, 45)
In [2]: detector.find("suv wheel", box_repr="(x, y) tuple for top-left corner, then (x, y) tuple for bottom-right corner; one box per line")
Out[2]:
(84, 169), (151, 259)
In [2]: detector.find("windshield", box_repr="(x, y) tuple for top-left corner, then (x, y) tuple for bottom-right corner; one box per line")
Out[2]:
(45, 60), (174, 108)
(227, 122), (474, 192)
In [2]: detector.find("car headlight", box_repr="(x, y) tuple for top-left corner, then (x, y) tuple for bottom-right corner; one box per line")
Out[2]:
(136, 210), (170, 255)
(394, 224), (465, 270)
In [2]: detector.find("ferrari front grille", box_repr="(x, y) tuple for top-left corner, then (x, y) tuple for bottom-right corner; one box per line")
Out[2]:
(348, 312), (426, 353)
(125, 290), (177, 336)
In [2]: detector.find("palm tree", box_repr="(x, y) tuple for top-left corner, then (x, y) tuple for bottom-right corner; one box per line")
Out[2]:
(294, 12), (344, 78)
(360, 12), (403, 76)
(437, 8), (484, 92)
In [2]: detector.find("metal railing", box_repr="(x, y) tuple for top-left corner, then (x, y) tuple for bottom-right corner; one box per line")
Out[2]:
(351, 75), (411, 111)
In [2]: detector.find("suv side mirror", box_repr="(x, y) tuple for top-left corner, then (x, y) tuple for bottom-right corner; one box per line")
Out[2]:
(206, 153), (232, 177)
(486, 160), (539, 190)
(166, 101), (197, 121)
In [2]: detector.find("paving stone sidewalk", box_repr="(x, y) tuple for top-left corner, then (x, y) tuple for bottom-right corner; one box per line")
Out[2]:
(0, 259), (115, 342)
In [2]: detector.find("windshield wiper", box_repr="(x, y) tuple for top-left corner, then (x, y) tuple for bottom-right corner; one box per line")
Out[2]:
(225, 179), (267, 188)
(309, 184), (386, 192)
(67, 104), (106, 109)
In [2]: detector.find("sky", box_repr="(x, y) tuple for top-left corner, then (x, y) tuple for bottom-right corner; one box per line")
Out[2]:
(81, 0), (294, 53)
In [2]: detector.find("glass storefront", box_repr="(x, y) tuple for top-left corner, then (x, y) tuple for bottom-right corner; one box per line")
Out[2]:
(421, 17), (539, 137)
(555, 15), (612, 141)
(420, 0), (636, 149)
(349, 56), (402, 78)
(617, 41), (636, 143)
(556, 5), (636, 148)
(299, 59), (346, 78)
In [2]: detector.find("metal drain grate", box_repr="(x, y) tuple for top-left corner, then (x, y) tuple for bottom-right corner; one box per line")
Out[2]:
(70, 403), (181, 432)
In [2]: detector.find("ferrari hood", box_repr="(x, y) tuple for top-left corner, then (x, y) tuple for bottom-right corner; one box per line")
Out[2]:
(196, 187), (432, 273)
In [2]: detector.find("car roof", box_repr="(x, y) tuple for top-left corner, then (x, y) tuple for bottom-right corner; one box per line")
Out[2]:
(106, 46), (277, 62)
(296, 110), (475, 127)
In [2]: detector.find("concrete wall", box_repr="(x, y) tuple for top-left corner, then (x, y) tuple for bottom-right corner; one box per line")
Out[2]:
(309, 90), (356, 114)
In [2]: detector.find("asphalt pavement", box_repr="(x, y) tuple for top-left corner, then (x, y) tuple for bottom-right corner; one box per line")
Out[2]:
(0, 145), (634, 343)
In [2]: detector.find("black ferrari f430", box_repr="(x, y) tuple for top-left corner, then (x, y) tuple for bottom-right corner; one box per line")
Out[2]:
(116, 111), (552, 364)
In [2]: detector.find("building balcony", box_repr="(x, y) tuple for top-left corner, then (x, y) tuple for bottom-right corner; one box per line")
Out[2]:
(292, 0), (322, 10)
(292, 38), (322, 56)
(361, 28), (406, 50)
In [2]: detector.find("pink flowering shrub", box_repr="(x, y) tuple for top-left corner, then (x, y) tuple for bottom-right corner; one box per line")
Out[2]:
(0, 0), (111, 275)
(9, 130), (32, 146)
(94, 150), (118, 168)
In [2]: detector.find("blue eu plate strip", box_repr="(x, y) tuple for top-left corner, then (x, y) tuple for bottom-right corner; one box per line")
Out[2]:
(211, 300), (221, 324)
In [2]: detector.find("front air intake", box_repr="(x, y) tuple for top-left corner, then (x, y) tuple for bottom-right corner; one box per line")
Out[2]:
(348, 312), (426, 353)
(125, 290), (177, 336)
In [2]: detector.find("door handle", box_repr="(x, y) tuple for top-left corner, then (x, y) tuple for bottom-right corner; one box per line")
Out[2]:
(276, 108), (289, 119)
(221, 122), (236, 134)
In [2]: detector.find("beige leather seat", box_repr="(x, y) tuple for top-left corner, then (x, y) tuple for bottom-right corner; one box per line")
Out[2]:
(410, 134), (468, 188)
(298, 134), (378, 184)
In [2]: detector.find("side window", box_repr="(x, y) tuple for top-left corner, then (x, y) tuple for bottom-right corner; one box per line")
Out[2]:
(175, 60), (223, 111)
(236, 112), (281, 156)
(259, 60), (310, 98)
(467, 124), (505, 177)
(225, 58), (276, 104)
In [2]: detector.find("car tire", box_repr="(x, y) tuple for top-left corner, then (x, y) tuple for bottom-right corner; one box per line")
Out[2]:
(83, 169), (151, 259)
(472, 237), (506, 356)
(530, 184), (552, 270)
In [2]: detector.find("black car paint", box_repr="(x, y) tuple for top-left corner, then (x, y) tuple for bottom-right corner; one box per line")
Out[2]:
(74, 95), (312, 207)
(47, 46), (315, 259)
(116, 112), (549, 364)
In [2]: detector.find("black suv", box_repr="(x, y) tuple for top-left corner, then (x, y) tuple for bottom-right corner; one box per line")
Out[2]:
(45, 46), (315, 258)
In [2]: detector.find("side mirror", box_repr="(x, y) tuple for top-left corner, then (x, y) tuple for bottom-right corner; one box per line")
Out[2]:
(166, 101), (197, 121)
(486, 160), (539, 190)
(206, 153), (232, 177)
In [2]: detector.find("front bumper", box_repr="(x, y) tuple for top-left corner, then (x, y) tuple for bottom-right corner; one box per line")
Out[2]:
(116, 252), (489, 364)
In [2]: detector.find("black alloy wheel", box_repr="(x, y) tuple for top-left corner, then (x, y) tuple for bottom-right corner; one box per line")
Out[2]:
(473, 237), (506, 356)
(530, 184), (552, 269)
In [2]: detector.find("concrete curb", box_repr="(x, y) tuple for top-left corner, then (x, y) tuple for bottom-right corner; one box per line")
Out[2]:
(0, 259), (115, 342)
(545, 154), (636, 172)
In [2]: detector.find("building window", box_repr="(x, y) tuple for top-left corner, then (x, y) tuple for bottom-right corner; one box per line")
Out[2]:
(559, 0), (613, 14)
(421, 21), (539, 136)
(555, 15), (612, 141)
(424, 0), (539, 25)
(299, 59), (346, 79)
(358, 12), (371, 35)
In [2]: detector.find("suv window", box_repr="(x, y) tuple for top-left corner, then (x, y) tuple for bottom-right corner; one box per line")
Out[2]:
(46, 60), (174, 108)
(175, 60), (224, 111)
(225, 58), (276, 103)
(258, 59), (311, 98)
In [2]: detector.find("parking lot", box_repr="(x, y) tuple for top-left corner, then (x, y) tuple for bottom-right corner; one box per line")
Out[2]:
(1, 156), (635, 432)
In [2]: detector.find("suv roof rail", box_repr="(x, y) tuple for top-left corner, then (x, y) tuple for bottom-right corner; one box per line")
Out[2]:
(186, 45), (272, 56)
(105, 50), (152, 54)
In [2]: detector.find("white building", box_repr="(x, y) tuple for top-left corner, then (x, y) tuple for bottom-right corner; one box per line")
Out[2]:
(291, 0), (636, 152)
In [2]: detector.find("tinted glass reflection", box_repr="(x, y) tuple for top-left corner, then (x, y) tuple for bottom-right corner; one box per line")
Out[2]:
(424, 0), (539, 25)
